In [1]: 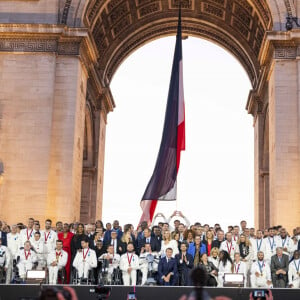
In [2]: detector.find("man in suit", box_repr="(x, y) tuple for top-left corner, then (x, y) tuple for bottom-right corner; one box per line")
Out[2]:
(104, 230), (123, 255)
(175, 242), (193, 286)
(271, 247), (289, 287)
(138, 228), (161, 254)
(103, 220), (123, 244)
(158, 247), (178, 286)
(211, 229), (224, 249)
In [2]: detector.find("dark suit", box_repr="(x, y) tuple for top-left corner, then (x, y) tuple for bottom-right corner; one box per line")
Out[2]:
(0, 231), (7, 246)
(175, 252), (193, 286)
(158, 256), (178, 286)
(211, 239), (223, 249)
(104, 238), (123, 255)
(297, 240), (300, 251)
(270, 254), (289, 287)
(138, 237), (161, 254)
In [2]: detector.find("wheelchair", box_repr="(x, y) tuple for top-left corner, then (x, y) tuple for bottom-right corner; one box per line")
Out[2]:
(97, 259), (122, 285)
(0, 265), (6, 284)
(71, 266), (95, 285)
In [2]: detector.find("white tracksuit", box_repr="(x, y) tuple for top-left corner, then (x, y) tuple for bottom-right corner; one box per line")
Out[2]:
(288, 259), (300, 288)
(250, 260), (272, 288)
(47, 249), (68, 284)
(73, 248), (97, 278)
(120, 252), (139, 286)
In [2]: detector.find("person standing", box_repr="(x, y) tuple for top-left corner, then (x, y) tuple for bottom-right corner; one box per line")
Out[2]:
(175, 242), (193, 286)
(58, 223), (74, 283)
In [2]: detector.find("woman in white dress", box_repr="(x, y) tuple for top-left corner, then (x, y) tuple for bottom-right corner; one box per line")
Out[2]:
(159, 230), (179, 258)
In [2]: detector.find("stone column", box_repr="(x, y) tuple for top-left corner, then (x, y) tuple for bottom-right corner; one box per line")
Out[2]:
(268, 43), (300, 232)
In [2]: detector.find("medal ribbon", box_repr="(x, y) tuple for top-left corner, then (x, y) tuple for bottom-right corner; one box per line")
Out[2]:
(44, 231), (51, 243)
(27, 229), (33, 240)
(24, 250), (30, 260)
(234, 263), (240, 273)
(83, 248), (90, 260)
(56, 251), (61, 261)
(256, 239), (262, 251)
(268, 237), (275, 251)
(281, 237), (287, 248)
(294, 260), (300, 274)
(226, 242), (233, 255)
(127, 253), (133, 266)
(258, 261), (265, 274)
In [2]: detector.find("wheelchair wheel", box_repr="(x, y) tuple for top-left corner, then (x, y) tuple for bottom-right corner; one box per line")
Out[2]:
(0, 266), (6, 284)
(58, 268), (67, 284)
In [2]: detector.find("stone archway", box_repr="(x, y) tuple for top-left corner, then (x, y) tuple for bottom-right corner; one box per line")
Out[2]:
(0, 0), (299, 232)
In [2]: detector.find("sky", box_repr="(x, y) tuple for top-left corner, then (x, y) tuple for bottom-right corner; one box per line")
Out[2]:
(102, 36), (254, 230)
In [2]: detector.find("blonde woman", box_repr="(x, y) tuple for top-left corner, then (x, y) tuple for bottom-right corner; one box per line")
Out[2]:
(119, 229), (133, 255)
(235, 234), (254, 269)
(208, 247), (220, 269)
(159, 230), (179, 257)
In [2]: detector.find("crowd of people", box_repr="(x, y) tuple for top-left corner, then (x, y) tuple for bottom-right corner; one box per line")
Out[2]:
(0, 212), (299, 289)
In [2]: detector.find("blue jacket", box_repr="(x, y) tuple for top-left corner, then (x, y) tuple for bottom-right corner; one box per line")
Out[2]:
(158, 256), (178, 286)
(187, 242), (206, 258)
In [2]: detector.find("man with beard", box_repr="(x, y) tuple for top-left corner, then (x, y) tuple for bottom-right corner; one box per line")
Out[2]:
(120, 242), (139, 286)
(250, 251), (272, 288)
(288, 250), (300, 288)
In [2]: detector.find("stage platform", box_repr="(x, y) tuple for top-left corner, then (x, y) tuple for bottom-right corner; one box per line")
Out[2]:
(0, 285), (299, 300)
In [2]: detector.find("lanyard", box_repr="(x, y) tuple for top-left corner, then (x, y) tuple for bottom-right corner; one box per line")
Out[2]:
(281, 237), (287, 248)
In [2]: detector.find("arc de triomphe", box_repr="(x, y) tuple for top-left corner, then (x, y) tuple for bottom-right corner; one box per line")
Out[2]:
(0, 0), (299, 232)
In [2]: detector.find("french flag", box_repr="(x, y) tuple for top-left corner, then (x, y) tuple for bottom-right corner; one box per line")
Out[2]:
(139, 9), (185, 225)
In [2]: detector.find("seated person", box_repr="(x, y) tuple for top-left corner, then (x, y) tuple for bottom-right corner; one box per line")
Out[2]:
(47, 240), (68, 284)
(119, 242), (139, 286)
(157, 247), (178, 286)
(139, 242), (159, 285)
(99, 244), (120, 283)
(16, 241), (37, 279)
(288, 250), (300, 288)
(72, 237), (97, 280)
(271, 247), (289, 288)
(0, 237), (11, 283)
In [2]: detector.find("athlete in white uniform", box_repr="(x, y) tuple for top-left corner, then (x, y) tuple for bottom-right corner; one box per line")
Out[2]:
(0, 237), (11, 283)
(233, 252), (247, 287)
(99, 244), (120, 283)
(41, 219), (57, 260)
(120, 242), (139, 286)
(47, 240), (68, 284)
(16, 241), (37, 279)
(288, 250), (300, 288)
(220, 232), (236, 261)
(250, 251), (272, 288)
(73, 237), (97, 279)
(31, 231), (45, 269)
(20, 218), (35, 246)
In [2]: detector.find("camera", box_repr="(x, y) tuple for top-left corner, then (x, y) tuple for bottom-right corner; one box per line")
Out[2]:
(127, 292), (136, 300)
(90, 286), (112, 299)
(252, 290), (269, 299)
